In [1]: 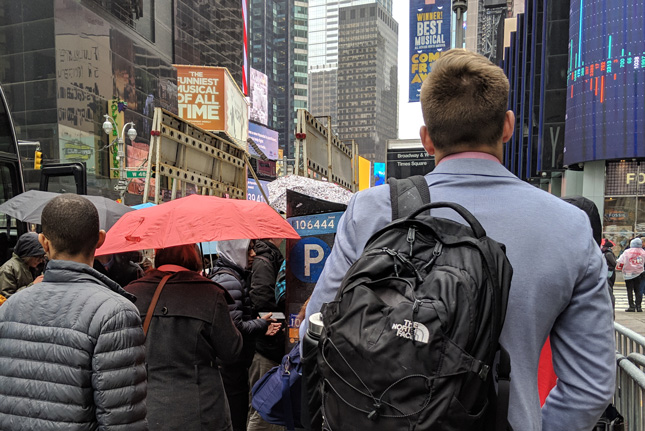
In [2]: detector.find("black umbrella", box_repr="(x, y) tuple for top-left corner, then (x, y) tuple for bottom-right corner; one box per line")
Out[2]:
(0, 190), (134, 231)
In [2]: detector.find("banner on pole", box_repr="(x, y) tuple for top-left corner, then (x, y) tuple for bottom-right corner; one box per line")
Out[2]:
(409, 0), (451, 102)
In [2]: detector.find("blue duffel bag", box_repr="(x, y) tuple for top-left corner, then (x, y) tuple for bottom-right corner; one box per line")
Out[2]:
(251, 343), (303, 431)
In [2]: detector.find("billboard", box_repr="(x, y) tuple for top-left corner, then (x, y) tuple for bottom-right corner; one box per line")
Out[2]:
(248, 121), (279, 160)
(250, 68), (269, 125)
(358, 156), (371, 190)
(247, 177), (270, 203)
(409, 0), (451, 102)
(175, 65), (249, 146)
(224, 70), (249, 147)
(374, 162), (386, 186)
(565, 0), (645, 164)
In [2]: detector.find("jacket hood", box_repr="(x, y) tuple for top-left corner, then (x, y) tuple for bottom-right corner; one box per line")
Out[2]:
(254, 239), (281, 257)
(14, 232), (45, 258)
(216, 239), (251, 270)
(562, 196), (602, 246)
(630, 238), (642, 249)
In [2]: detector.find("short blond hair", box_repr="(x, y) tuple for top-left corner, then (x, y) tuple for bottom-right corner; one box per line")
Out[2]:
(420, 49), (509, 151)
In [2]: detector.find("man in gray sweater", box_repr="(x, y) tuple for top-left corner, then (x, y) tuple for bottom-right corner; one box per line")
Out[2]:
(0, 194), (148, 430)
(301, 49), (615, 430)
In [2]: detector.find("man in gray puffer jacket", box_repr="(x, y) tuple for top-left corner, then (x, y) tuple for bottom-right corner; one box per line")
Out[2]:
(0, 194), (147, 430)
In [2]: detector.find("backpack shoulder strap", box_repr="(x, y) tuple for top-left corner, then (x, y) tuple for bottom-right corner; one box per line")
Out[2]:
(388, 175), (431, 220)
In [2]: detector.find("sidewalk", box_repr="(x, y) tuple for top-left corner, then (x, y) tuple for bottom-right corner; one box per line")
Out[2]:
(613, 282), (645, 336)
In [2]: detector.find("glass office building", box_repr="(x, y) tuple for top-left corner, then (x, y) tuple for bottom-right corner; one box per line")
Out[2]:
(337, 3), (398, 163)
(0, 0), (245, 200)
(249, 0), (308, 157)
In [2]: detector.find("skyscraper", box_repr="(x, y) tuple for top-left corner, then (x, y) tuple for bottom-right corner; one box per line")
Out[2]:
(308, 0), (391, 130)
(337, 3), (398, 163)
(249, 0), (308, 157)
(0, 0), (246, 198)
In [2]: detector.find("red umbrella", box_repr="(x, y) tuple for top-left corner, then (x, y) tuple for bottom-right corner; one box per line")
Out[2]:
(96, 194), (299, 256)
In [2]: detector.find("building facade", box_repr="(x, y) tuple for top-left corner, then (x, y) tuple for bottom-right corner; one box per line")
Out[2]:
(249, 0), (308, 157)
(307, 0), (390, 131)
(337, 3), (398, 163)
(0, 0), (246, 199)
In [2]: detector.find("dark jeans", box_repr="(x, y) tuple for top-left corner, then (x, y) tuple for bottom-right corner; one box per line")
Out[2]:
(625, 274), (643, 309)
(221, 363), (250, 431)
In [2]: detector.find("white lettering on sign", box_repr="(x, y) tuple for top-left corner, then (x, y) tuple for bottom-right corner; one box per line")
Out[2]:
(625, 172), (645, 185)
(304, 244), (324, 277)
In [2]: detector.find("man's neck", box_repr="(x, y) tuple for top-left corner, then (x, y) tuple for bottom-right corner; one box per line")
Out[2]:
(437, 151), (502, 165)
(49, 253), (94, 267)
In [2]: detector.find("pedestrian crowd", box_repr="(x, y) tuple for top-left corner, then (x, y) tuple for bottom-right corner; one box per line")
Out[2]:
(0, 49), (618, 431)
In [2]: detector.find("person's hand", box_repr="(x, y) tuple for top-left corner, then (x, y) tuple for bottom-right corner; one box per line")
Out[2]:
(32, 275), (44, 284)
(265, 322), (282, 336)
(260, 312), (274, 321)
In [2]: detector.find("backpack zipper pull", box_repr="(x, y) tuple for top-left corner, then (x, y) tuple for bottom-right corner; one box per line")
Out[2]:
(407, 227), (416, 257)
(422, 241), (444, 272)
(367, 402), (382, 421)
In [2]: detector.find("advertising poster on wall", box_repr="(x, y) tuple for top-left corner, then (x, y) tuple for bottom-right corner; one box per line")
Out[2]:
(126, 142), (152, 197)
(55, 0), (112, 134)
(250, 68), (269, 125)
(176, 65), (226, 131)
(409, 0), (451, 102)
(358, 156), (371, 190)
(224, 71), (249, 148)
(247, 177), (270, 203)
(58, 125), (96, 175)
(285, 190), (347, 348)
(248, 121), (279, 160)
(373, 162), (386, 186)
(175, 65), (249, 149)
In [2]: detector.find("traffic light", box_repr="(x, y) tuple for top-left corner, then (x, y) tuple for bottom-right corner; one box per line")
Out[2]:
(34, 150), (42, 170)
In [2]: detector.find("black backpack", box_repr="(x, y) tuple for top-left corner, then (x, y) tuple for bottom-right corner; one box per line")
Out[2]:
(317, 176), (513, 431)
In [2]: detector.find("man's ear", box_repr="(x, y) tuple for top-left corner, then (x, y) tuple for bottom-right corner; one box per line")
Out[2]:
(96, 230), (106, 250)
(420, 125), (435, 156)
(502, 110), (515, 143)
(38, 233), (51, 255)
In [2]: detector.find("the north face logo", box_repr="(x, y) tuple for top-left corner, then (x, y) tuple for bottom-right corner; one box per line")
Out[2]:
(391, 319), (430, 344)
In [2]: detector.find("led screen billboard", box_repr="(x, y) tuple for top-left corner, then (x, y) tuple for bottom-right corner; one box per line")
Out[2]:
(248, 121), (279, 160)
(565, 0), (645, 165)
(250, 68), (268, 125)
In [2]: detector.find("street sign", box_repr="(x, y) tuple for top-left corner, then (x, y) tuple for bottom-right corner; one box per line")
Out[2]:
(126, 170), (147, 178)
(114, 179), (129, 191)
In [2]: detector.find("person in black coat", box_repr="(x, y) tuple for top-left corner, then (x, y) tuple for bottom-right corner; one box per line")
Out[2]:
(126, 244), (243, 431)
(93, 251), (144, 287)
(248, 238), (286, 431)
(211, 239), (281, 431)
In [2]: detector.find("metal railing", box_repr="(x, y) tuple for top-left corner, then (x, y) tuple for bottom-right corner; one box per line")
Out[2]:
(614, 322), (645, 430)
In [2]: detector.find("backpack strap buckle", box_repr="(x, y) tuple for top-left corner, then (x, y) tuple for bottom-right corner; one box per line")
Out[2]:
(478, 364), (490, 381)
(470, 358), (490, 380)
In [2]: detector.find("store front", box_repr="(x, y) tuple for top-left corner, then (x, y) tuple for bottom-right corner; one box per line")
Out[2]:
(603, 161), (645, 255)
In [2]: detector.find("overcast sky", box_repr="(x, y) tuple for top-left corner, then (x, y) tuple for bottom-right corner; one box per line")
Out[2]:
(393, 2), (425, 140)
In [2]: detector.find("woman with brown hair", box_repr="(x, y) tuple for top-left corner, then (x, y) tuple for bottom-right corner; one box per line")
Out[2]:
(125, 244), (243, 431)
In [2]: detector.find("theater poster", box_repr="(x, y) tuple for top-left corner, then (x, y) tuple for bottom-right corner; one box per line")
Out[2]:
(409, 0), (451, 102)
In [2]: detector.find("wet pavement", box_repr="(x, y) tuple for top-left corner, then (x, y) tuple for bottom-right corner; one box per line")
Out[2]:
(613, 282), (645, 336)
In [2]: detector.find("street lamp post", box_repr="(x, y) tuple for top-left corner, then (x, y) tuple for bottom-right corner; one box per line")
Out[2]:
(453, 0), (467, 49)
(102, 115), (137, 202)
